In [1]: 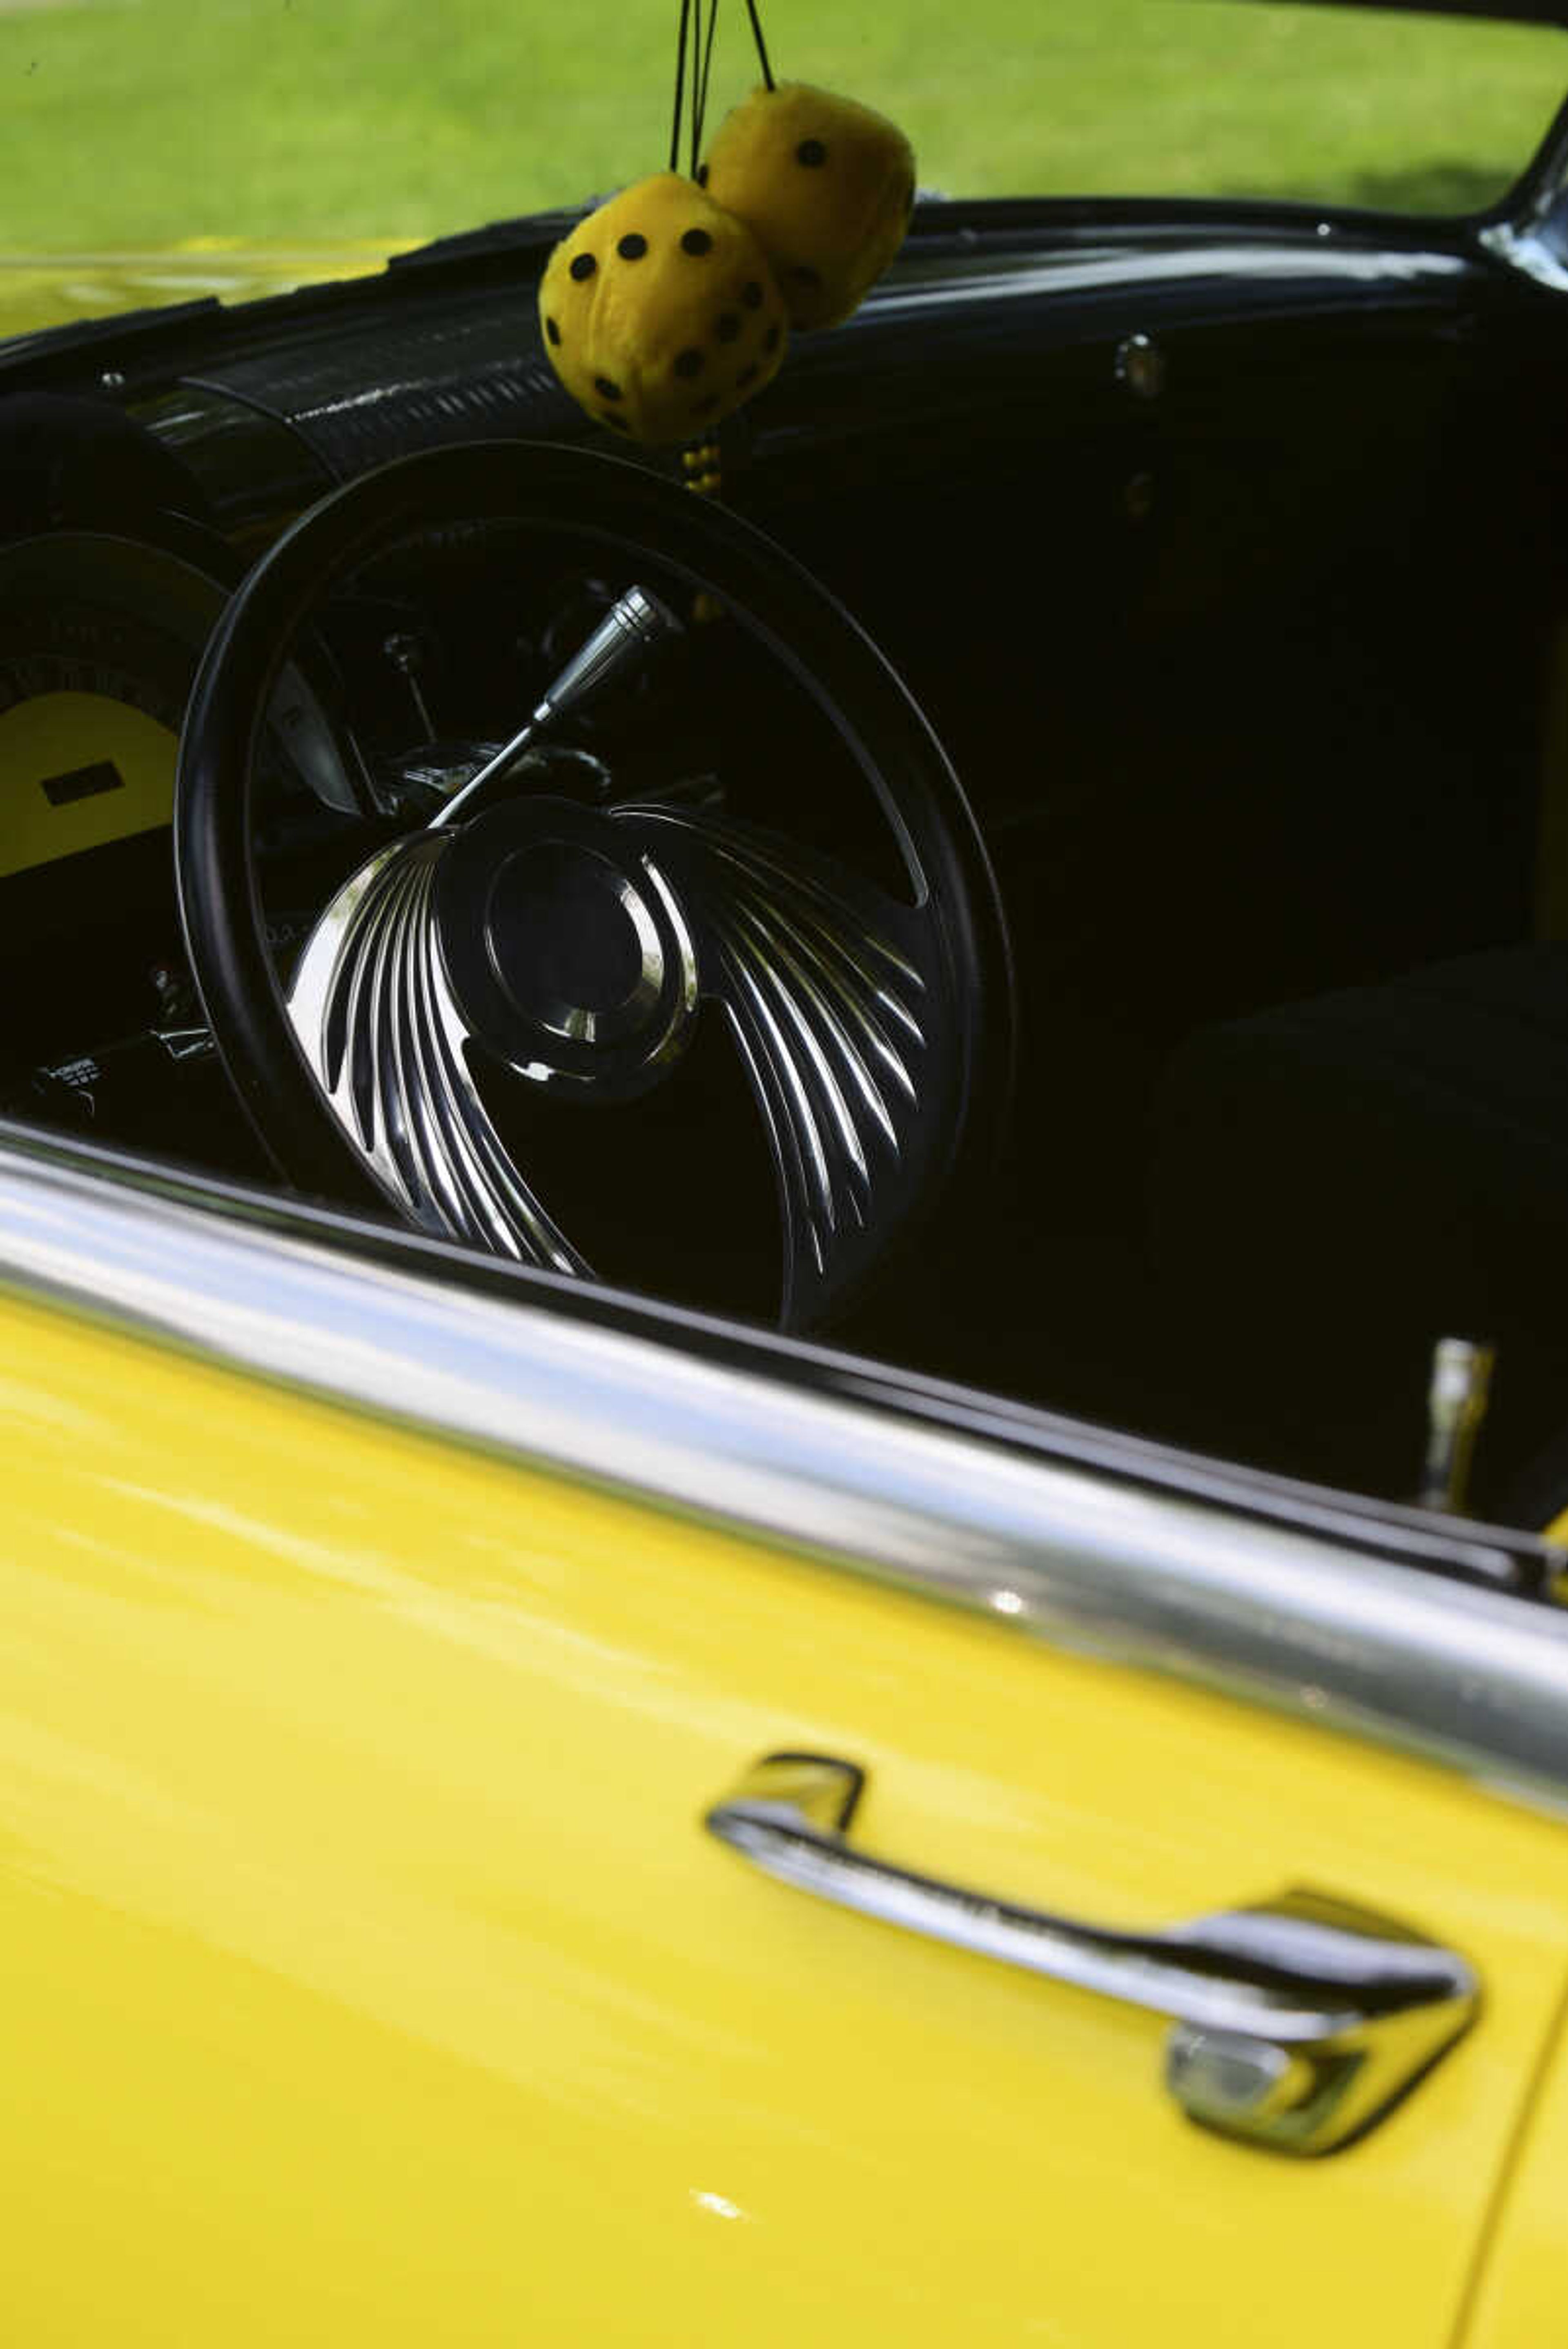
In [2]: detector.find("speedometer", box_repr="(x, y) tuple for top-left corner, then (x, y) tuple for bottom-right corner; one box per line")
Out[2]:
(0, 532), (227, 882)
(0, 530), (361, 894)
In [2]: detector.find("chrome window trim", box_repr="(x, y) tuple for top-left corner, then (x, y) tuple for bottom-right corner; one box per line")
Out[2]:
(1480, 88), (1568, 287)
(2, 1127), (1568, 1812)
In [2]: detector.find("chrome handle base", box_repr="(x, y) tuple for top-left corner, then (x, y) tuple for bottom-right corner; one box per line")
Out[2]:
(706, 1753), (1480, 2157)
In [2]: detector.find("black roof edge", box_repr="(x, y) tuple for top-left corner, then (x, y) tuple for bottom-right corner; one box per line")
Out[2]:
(1247, 0), (1568, 25)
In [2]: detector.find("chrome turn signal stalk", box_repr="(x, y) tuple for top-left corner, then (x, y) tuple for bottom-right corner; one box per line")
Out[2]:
(432, 583), (682, 827)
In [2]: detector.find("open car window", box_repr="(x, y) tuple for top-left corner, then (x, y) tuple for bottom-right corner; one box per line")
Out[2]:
(5, 0), (1568, 1537)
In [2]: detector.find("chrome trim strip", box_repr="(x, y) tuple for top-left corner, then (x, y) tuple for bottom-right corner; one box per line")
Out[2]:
(861, 244), (1474, 319)
(1481, 89), (1568, 291)
(2, 1139), (1568, 1809)
(1479, 216), (1568, 292)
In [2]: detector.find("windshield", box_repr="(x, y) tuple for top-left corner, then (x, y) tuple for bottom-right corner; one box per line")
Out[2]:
(4, 0), (1566, 267)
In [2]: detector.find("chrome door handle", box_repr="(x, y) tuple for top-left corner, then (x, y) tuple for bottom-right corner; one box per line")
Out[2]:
(706, 1752), (1479, 2156)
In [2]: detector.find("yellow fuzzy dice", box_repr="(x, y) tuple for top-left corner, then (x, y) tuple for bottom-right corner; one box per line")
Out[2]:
(704, 83), (915, 332)
(538, 173), (789, 445)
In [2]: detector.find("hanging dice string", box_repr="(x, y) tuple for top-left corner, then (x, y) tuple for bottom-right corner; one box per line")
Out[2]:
(665, 0), (728, 530)
(667, 0), (692, 174)
(672, 0), (773, 182)
(740, 0), (775, 93)
(679, 0), (725, 550)
(695, 0), (721, 178)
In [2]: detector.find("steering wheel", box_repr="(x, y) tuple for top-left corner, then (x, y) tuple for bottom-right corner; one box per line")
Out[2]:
(175, 441), (1011, 1332)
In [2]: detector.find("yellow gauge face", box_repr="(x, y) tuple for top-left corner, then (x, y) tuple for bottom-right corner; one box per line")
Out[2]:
(0, 532), (227, 890)
(0, 690), (179, 879)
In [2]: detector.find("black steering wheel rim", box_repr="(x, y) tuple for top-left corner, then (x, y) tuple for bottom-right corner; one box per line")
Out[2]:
(176, 439), (1013, 1330)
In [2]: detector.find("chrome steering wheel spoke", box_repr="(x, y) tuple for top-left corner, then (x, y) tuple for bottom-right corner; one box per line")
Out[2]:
(614, 807), (952, 1323)
(287, 833), (588, 1274)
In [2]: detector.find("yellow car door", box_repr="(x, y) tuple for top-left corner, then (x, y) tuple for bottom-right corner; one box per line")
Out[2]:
(2, 1134), (1567, 2347)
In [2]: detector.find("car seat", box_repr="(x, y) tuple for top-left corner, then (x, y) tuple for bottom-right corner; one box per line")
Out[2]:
(1151, 945), (1568, 1508)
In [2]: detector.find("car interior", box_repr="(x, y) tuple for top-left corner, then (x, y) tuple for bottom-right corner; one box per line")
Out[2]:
(5, 179), (1568, 1527)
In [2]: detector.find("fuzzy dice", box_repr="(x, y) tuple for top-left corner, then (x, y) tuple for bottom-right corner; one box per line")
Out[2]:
(538, 172), (789, 445)
(704, 83), (915, 331)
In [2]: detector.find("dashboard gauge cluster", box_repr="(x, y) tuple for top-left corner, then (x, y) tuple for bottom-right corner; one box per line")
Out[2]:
(0, 526), (360, 1147)
(0, 531), (224, 882)
(0, 531), (233, 1073)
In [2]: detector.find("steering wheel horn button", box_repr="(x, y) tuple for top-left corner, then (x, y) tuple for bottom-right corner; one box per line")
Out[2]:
(436, 797), (698, 1094)
(483, 840), (662, 1045)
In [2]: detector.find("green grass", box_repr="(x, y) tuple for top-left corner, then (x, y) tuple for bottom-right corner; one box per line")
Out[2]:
(2, 0), (1566, 252)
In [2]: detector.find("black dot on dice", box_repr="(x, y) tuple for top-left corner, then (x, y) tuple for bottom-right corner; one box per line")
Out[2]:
(674, 347), (705, 379)
(764, 323), (781, 352)
(570, 252), (596, 281)
(715, 312), (741, 344)
(796, 138), (827, 168)
(696, 163), (709, 187)
(601, 411), (630, 432)
(692, 394), (720, 417)
(681, 228), (713, 256)
(545, 316), (561, 345)
(791, 265), (821, 287)
(736, 364), (759, 390)
(742, 280), (764, 309)
(617, 233), (648, 260)
(594, 376), (622, 400)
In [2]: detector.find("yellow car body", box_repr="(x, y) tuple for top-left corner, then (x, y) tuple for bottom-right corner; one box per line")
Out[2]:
(0, 1131), (1566, 2345)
